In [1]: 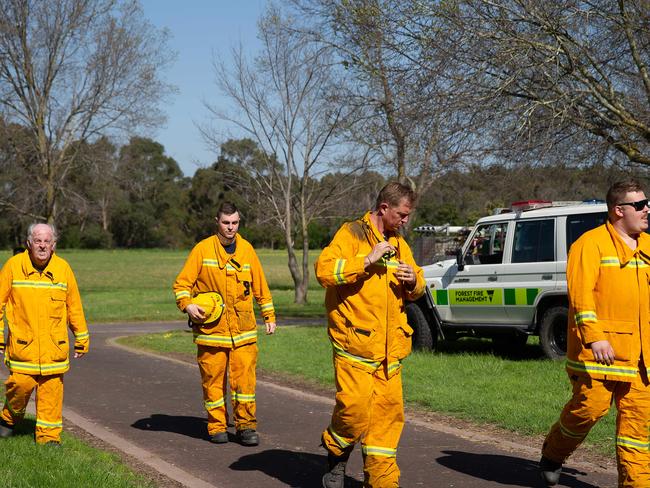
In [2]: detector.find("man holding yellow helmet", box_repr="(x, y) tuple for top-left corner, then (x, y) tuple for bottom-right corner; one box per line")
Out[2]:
(173, 202), (276, 446)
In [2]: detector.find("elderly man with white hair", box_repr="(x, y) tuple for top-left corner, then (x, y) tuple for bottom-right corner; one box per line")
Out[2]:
(0, 223), (89, 446)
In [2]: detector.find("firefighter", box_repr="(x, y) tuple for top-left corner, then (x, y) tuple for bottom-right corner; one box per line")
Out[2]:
(540, 180), (650, 487)
(316, 182), (426, 488)
(173, 202), (276, 446)
(0, 223), (90, 445)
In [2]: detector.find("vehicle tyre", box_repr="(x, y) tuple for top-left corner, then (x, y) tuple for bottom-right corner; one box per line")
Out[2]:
(540, 306), (568, 360)
(406, 302), (434, 351)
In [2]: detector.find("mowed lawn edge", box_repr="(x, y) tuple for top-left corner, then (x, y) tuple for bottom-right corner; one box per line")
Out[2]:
(118, 326), (617, 459)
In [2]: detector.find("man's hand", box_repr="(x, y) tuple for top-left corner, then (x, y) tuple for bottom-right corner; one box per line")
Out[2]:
(365, 241), (396, 268)
(74, 351), (86, 359)
(590, 340), (615, 365)
(395, 261), (417, 287)
(266, 322), (276, 335)
(185, 303), (206, 323)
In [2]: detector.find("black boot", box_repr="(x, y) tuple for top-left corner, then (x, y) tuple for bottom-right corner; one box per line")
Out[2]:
(322, 451), (350, 488)
(539, 456), (562, 486)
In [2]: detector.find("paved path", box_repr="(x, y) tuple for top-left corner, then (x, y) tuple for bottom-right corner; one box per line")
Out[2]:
(53, 322), (617, 488)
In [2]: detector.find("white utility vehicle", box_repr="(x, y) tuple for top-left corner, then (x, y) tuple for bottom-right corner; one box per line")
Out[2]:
(407, 200), (607, 359)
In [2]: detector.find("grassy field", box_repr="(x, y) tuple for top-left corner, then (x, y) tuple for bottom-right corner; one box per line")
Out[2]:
(0, 248), (325, 323)
(0, 416), (153, 487)
(121, 327), (617, 457)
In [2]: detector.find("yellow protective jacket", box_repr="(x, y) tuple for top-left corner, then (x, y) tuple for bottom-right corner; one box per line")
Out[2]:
(173, 234), (275, 348)
(0, 251), (90, 375)
(566, 221), (650, 382)
(315, 212), (425, 377)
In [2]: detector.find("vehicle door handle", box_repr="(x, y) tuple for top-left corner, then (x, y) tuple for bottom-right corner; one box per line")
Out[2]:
(488, 276), (497, 282)
(455, 278), (469, 283)
(541, 274), (553, 280)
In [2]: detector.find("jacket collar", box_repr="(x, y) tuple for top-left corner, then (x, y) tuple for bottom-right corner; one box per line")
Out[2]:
(360, 211), (401, 257)
(20, 250), (56, 280)
(213, 233), (242, 270)
(606, 220), (650, 265)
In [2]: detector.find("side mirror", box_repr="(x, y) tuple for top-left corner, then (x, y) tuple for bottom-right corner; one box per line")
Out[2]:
(456, 248), (465, 271)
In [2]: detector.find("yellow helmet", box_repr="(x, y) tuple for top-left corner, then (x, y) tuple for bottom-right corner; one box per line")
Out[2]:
(190, 292), (225, 324)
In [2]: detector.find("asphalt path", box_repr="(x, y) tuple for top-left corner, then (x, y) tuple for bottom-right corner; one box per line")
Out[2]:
(39, 323), (618, 487)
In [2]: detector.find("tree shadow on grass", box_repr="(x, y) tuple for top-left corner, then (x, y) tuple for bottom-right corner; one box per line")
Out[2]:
(437, 450), (606, 488)
(131, 414), (209, 441)
(230, 449), (362, 488)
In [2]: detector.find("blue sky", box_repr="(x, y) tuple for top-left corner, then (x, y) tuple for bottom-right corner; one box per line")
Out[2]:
(140, 1), (267, 176)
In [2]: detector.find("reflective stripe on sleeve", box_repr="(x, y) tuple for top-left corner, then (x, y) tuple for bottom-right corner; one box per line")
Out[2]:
(574, 311), (597, 324)
(334, 259), (347, 284)
(175, 290), (191, 299)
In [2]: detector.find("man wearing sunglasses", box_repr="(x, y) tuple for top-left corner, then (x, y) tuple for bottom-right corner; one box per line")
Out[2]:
(540, 180), (650, 487)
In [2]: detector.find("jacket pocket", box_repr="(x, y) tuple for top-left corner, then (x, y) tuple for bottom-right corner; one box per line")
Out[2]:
(392, 323), (413, 360)
(49, 334), (68, 362)
(234, 302), (256, 331)
(8, 334), (33, 362)
(344, 323), (376, 359)
(50, 289), (67, 319)
(599, 319), (635, 361)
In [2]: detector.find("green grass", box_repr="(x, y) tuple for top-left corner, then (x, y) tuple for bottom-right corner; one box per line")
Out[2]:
(0, 416), (153, 487)
(119, 327), (616, 456)
(0, 248), (325, 323)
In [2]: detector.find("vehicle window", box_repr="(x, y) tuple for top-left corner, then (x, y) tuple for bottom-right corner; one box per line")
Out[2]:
(566, 212), (607, 252)
(512, 219), (555, 263)
(466, 223), (507, 265)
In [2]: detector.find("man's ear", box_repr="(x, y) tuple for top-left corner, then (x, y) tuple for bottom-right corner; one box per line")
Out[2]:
(377, 203), (389, 216)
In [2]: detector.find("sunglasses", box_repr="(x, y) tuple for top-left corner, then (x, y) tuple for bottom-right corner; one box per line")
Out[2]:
(617, 199), (649, 211)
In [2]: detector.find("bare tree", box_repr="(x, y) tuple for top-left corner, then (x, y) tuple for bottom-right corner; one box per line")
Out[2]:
(203, 6), (365, 304)
(0, 0), (173, 223)
(443, 0), (650, 167)
(291, 0), (487, 203)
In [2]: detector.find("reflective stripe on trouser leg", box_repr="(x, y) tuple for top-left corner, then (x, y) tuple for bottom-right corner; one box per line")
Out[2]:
(361, 365), (403, 488)
(229, 342), (257, 431)
(197, 345), (229, 435)
(321, 355), (374, 457)
(1, 372), (37, 426)
(614, 369), (650, 487)
(34, 374), (64, 444)
(542, 374), (612, 463)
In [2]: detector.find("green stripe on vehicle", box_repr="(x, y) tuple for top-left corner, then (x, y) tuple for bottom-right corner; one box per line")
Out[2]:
(434, 289), (448, 305)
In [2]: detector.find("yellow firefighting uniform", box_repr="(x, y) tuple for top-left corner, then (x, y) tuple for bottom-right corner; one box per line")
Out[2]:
(315, 212), (425, 488)
(173, 234), (275, 435)
(542, 222), (650, 487)
(0, 251), (89, 444)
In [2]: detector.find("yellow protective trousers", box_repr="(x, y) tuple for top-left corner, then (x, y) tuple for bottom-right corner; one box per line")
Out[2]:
(322, 356), (404, 488)
(543, 371), (650, 487)
(197, 343), (257, 435)
(1, 372), (64, 444)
